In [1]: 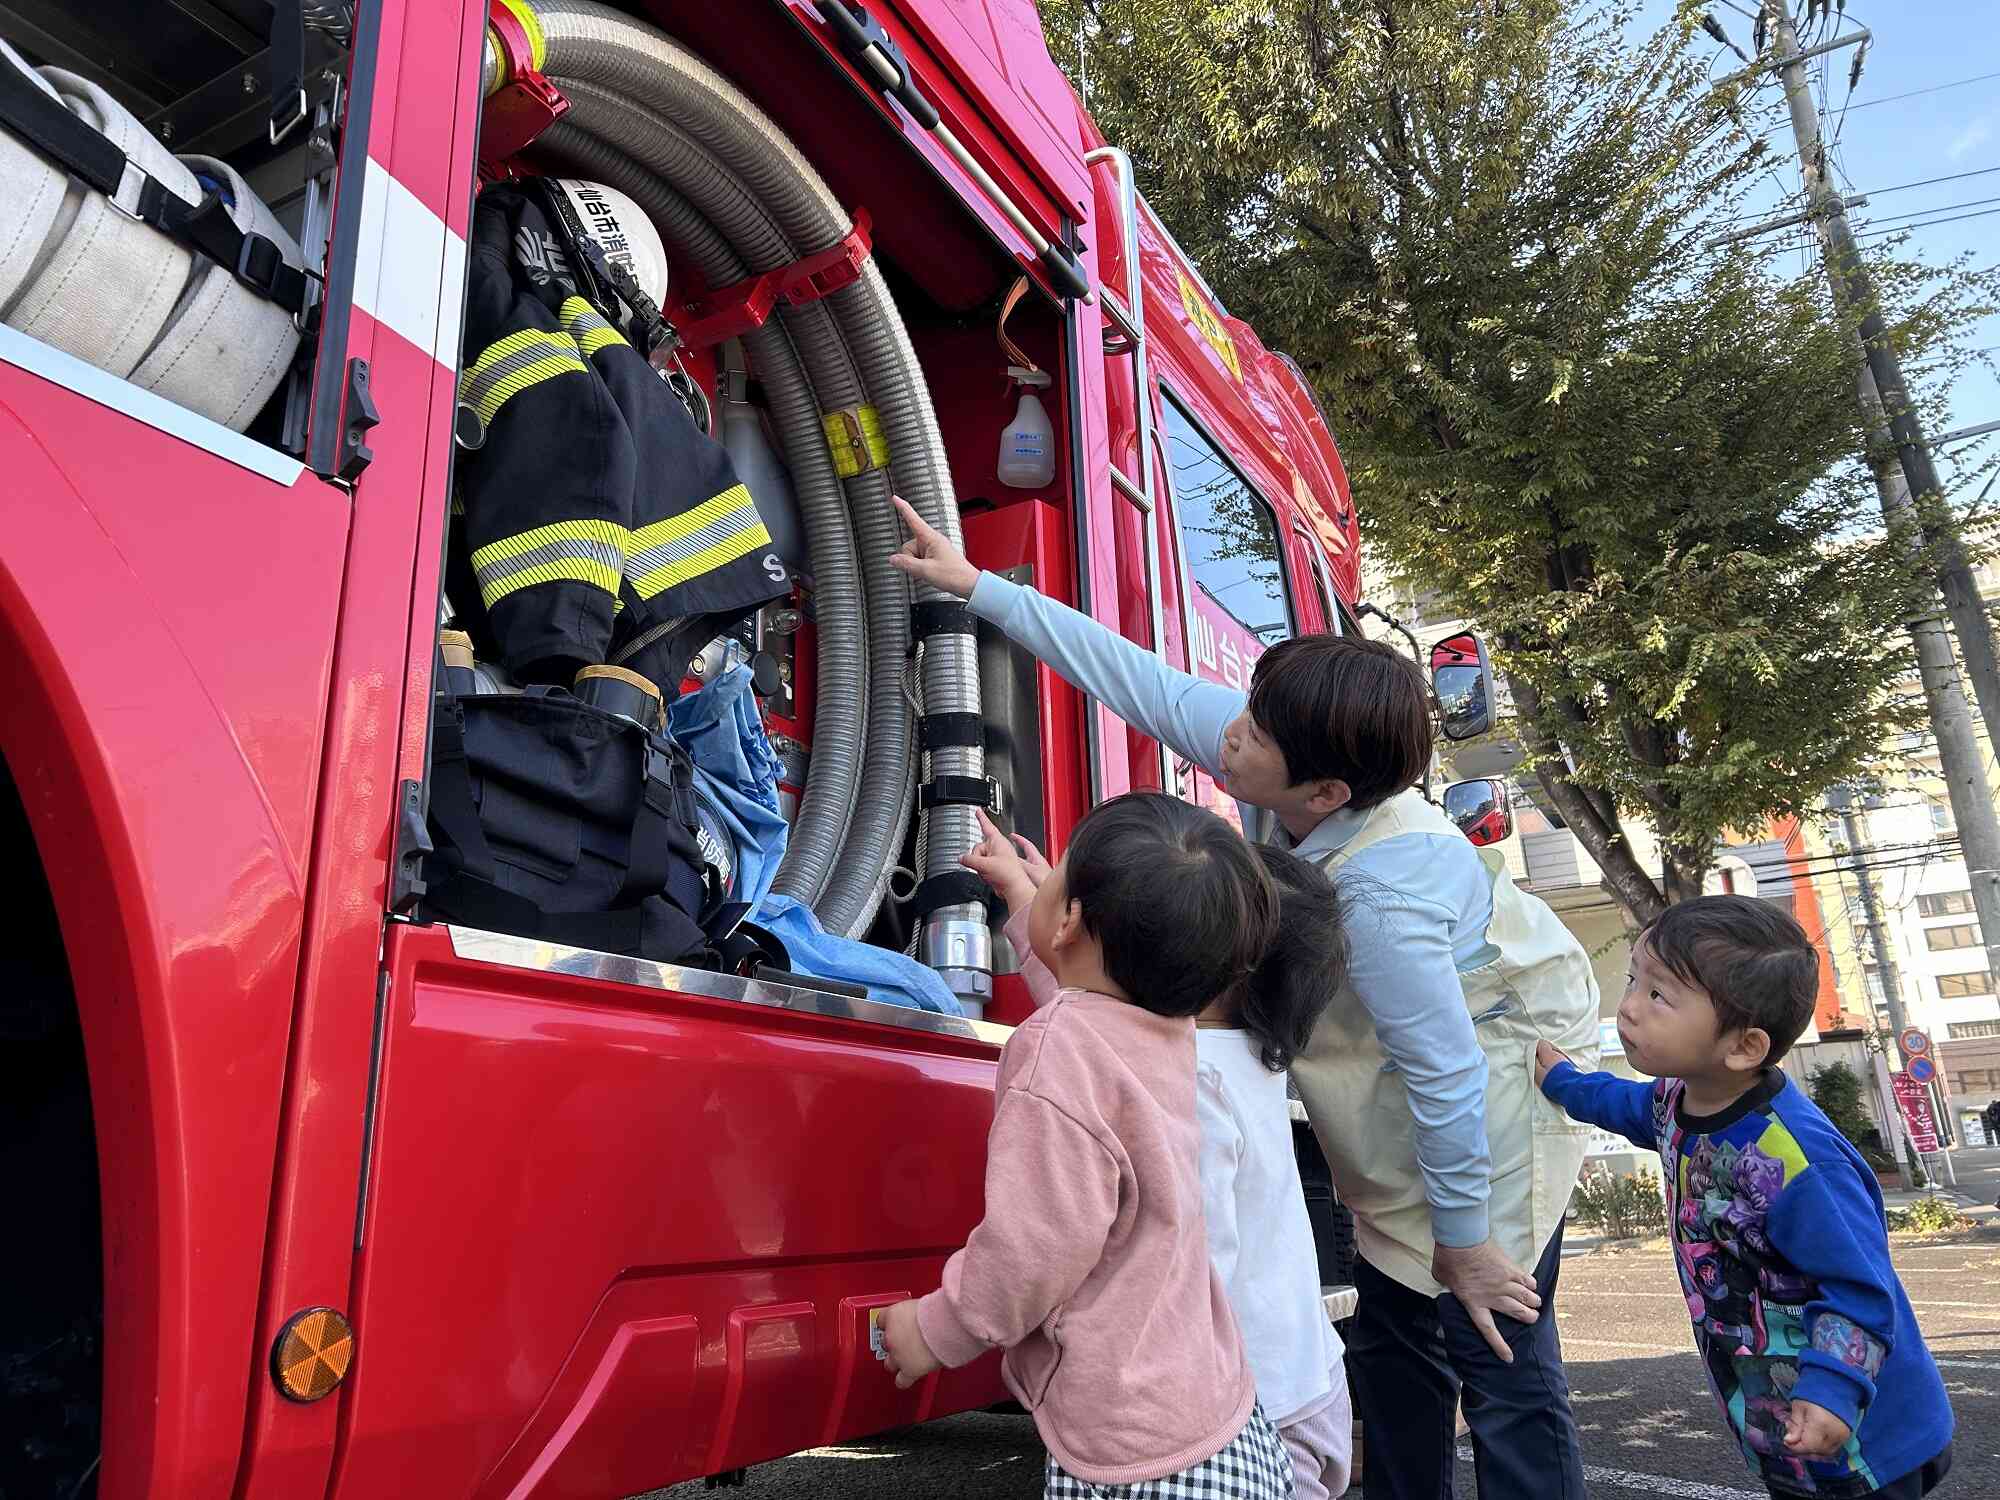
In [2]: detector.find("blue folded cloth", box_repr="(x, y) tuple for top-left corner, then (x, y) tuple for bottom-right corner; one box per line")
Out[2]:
(668, 660), (782, 813)
(668, 664), (788, 910)
(670, 662), (963, 1017)
(752, 895), (965, 1017)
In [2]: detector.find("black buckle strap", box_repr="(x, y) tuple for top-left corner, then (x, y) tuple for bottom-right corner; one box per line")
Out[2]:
(138, 178), (310, 314)
(919, 775), (1003, 813)
(911, 869), (993, 920)
(0, 44), (307, 315)
(911, 599), (977, 643)
(0, 44), (126, 196)
(535, 178), (673, 355)
(918, 712), (985, 752)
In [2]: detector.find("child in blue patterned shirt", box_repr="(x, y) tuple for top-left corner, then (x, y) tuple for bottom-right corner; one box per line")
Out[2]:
(1535, 895), (1952, 1499)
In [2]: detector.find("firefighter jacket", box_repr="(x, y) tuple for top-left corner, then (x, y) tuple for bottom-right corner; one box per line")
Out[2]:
(450, 183), (788, 690)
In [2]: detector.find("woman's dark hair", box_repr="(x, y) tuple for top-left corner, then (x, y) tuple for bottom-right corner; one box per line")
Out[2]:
(1063, 792), (1278, 1018)
(1641, 895), (1819, 1064)
(1220, 845), (1348, 1071)
(1247, 635), (1433, 809)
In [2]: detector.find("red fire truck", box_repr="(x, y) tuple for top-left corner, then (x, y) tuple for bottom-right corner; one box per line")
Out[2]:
(0, 2), (1480, 1495)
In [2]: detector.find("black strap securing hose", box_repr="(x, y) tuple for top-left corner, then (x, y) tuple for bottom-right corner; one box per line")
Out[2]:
(919, 712), (984, 751)
(911, 599), (977, 643)
(0, 46), (309, 313)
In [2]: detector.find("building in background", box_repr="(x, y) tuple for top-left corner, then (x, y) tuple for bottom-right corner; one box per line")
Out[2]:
(1804, 745), (2000, 1144)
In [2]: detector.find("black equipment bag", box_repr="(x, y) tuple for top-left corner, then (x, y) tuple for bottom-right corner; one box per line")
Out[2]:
(423, 688), (720, 964)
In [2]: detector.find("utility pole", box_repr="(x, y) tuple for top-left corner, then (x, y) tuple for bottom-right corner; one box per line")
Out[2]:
(1829, 789), (1916, 1189)
(1750, 0), (2000, 996)
(1758, 0), (2000, 751)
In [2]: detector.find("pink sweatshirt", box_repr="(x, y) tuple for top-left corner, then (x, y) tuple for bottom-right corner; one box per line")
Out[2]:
(915, 913), (1254, 1484)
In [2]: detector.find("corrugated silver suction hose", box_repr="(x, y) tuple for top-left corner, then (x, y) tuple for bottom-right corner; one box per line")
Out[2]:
(484, 1), (990, 997)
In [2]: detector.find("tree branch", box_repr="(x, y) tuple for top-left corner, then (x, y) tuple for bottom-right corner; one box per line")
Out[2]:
(1507, 668), (1669, 924)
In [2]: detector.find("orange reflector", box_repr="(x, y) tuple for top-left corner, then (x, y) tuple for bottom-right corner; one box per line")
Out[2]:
(272, 1307), (354, 1402)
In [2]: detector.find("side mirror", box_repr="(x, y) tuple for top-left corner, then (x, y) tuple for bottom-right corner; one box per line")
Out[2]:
(1430, 632), (1493, 741)
(1443, 778), (1513, 847)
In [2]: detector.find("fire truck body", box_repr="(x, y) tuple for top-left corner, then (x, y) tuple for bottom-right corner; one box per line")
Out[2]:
(0, 2), (1364, 1496)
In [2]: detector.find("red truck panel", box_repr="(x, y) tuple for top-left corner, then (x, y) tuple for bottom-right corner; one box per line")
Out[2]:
(327, 926), (1007, 1497)
(0, 346), (347, 1498)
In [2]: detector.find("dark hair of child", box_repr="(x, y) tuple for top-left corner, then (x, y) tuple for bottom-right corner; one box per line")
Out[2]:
(1215, 843), (1347, 1071)
(1062, 792), (1279, 1020)
(1642, 894), (1819, 1064)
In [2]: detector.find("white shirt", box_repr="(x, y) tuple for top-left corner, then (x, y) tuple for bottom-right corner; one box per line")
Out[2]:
(1194, 1027), (1340, 1424)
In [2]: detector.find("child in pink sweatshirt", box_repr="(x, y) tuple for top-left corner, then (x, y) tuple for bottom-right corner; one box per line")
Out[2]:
(876, 793), (1296, 1498)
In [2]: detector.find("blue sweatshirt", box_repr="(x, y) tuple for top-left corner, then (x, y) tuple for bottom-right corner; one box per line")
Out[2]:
(1543, 1062), (1953, 1496)
(968, 570), (1496, 1248)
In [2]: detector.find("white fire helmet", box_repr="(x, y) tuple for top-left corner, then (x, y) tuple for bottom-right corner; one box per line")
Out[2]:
(552, 178), (668, 309)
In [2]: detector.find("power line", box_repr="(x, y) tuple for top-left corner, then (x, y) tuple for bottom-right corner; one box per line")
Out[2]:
(1851, 204), (2000, 242)
(1837, 70), (2000, 114)
(1757, 201), (2000, 251)
(1856, 193), (2000, 230)
(1856, 164), (2000, 200)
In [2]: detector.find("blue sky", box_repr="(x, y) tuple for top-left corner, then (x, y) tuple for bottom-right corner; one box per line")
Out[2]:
(1638, 0), (1999, 489)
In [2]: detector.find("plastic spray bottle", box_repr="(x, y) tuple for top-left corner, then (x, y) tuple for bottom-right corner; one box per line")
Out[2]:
(996, 365), (1055, 489)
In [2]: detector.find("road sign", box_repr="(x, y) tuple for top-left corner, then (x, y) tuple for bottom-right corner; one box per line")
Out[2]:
(1907, 1055), (1937, 1085)
(1891, 1071), (1942, 1154)
(1900, 1027), (1931, 1059)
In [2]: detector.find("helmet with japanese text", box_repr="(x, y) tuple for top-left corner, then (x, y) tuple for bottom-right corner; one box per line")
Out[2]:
(550, 178), (668, 311)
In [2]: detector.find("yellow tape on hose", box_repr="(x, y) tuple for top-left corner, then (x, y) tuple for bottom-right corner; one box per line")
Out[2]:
(494, 0), (547, 73)
(822, 405), (891, 479)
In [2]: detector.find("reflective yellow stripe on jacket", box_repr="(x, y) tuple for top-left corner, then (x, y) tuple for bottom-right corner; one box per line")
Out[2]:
(457, 327), (587, 429)
(559, 295), (626, 357)
(626, 484), (773, 601)
(470, 519), (628, 611)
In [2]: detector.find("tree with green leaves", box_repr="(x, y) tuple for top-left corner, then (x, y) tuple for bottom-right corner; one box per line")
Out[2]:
(1043, 0), (1992, 922)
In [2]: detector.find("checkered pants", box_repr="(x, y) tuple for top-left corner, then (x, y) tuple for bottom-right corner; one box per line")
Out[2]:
(1045, 1405), (1294, 1499)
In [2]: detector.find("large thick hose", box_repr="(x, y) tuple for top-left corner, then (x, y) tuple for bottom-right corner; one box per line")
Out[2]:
(485, 1), (990, 991)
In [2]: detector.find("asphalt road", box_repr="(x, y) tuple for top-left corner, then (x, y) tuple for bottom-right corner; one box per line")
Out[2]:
(1944, 1145), (2000, 1208)
(636, 1220), (2000, 1499)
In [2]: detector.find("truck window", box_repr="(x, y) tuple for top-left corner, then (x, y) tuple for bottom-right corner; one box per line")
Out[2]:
(1160, 391), (1292, 694)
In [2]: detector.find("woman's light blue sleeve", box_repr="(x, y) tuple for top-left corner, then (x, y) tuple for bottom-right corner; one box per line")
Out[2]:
(968, 572), (1238, 775)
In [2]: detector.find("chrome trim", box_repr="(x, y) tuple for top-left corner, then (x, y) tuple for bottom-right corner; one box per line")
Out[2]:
(0, 324), (306, 486)
(1085, 145), (1173, 793)
(919, 916), (994, 1006)
(445, 925), (1013, 1046)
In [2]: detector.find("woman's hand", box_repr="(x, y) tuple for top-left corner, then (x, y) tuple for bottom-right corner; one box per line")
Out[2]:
(877, 1299), (941, 1391)
(1431, 1239), (1542, 1363)
(888, 496), (980, 599)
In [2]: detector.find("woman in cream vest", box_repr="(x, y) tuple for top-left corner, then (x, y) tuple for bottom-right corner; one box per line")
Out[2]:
(891, 499), (1599, 1500)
